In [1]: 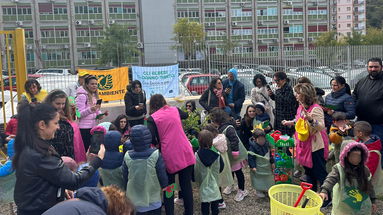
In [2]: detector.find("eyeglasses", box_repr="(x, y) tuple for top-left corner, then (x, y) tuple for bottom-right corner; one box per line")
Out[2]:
(273, 79), (280, 83)
(368, 66), (381, 69)
(216, 82), (222, 84)
(186, 105), (192, 108)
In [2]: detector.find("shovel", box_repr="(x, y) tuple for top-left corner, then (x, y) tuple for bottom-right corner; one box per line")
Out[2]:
(293, 182), (313, 207)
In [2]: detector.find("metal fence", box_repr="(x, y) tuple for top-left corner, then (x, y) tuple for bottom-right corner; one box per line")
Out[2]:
(2, 44), (382, 104)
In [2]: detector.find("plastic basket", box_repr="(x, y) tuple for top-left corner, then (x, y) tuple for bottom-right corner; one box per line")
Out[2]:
(269, 184), (323, 215)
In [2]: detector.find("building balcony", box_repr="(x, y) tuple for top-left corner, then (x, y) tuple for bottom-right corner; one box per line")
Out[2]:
(354, 0), (364, 5)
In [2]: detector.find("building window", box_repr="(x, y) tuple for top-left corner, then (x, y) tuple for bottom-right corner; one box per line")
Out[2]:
(347, 7), (351, 11)
(347, 15), (351, 19)
(347, 23), (351, 27)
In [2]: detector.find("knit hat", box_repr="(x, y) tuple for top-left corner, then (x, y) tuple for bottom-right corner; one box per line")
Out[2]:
(97, 122), (112, 132)
(228, 68), (238, 80)
(254, 102), (265, 113)
(339, 141), (369, 167)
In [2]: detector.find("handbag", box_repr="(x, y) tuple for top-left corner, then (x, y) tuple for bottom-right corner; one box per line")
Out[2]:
(295, 118), (310, 141)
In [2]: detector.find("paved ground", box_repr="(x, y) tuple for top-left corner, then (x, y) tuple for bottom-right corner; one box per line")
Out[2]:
(2, 167), (383, 214)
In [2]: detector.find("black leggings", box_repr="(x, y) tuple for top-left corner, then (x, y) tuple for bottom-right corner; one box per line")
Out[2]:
(164, 165), (193, 215)
(303, 149), (328, 192)
(201, 200), (219, 215)
(80, 128), (92, 152)
(232, 169), (245, 191)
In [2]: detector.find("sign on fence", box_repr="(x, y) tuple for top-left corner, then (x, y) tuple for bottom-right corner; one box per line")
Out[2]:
(78, 67), (129, 101)
(132, 64), (179, 99)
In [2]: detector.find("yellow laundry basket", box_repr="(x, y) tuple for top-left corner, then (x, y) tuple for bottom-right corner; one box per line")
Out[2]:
(269, 184), (324, 215)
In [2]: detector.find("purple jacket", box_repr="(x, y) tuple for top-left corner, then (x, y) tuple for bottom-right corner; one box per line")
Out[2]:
(76, 86), (101, 129)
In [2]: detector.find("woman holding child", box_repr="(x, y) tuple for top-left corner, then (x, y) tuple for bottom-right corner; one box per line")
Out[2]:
(282, 83), (329, 192)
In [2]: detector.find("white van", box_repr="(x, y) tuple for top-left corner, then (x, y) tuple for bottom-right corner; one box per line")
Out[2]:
(35, 68), (72, 76)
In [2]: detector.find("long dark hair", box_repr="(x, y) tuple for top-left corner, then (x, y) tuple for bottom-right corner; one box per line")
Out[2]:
(83, 75), (99, 104)
(113, 114), (129, 134)
(149, 94), (167, 115)
(331, 76), (351, 95)
(185, 100), (196, 112)
(244, 105), (256, 127)
(128, 80), (142, 92)
(13, 103), (58, 169)
(344, 147), (369, 192)
(209, 78), (222, 90)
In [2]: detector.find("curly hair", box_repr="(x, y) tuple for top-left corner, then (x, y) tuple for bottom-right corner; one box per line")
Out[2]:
(293, 83), (317, 106)
(24, 79), (42, 95)
(209, 107), (230, 125)
(101, 185), (135, 215)
(253, 74), (267, 87)
(149, 94), (167, 114)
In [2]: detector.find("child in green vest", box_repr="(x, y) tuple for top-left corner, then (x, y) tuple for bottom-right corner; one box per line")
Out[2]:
(248, 128), (274, 198)
(195, 130), (224, 215)
(122, 125), (168, 215)
(320, 142), (377, 214)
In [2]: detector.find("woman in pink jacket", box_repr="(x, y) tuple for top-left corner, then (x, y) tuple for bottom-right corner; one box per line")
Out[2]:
(76, 75), (105, 151)
(147, 94), (195, 215)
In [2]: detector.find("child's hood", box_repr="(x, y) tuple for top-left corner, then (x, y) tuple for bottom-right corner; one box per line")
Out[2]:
(339, 141), (369, 167)
(212, 134), (227, 153)
(75, 187), (108, 213)
(104, 131), (122, 152)
(130, 125), (152, 152)
(249, 137), (269, 150)
(197, 148), (219, 167)
(364, 135), (382, 152)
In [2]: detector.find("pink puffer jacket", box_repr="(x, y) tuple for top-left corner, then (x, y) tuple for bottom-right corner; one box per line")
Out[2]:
(75, 86), (100, 129)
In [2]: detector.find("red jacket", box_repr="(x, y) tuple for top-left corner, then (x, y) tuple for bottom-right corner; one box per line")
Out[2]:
(363, 135), (382, 176)
(5, 117), (18, 136)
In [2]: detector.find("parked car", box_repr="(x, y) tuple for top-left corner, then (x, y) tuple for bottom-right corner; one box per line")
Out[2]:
(185, 74), (219, 95)
(287, 71), (333, 90)
(255, 65), (275, 77)
(179, 71), (202, 85)
(220, 73), (273, 98)
(35, 68), (73, 76)
(0, 74), (42, 91)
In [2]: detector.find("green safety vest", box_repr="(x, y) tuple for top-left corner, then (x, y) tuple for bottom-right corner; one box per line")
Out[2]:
(125, 150), (162, 207)
(99, 167), (125, 191)
(194, 152), (222, 203)
(370, 150), (383, 197)
(332, 163), (372, 215)
(222, 125), (248, 166)
(218, 151), (234, 188)
(248, 151), (275, 192)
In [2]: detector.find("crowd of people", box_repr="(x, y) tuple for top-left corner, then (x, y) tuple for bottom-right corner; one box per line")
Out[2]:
(0, 57), (382, 215)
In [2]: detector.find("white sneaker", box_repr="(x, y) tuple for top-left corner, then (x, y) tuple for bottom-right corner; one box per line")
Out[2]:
(223, 185), (235, 195)
(218, 202), (226, 209)
(256, 191), (266, 198)
(234, 189), (249, 202)
(174, 197), (184, 206)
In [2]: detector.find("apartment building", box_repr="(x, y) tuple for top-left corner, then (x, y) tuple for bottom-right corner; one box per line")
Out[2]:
(330, 0), (366, 36)
(176, 0), (331, 57)
(0, 0), (139, 72)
